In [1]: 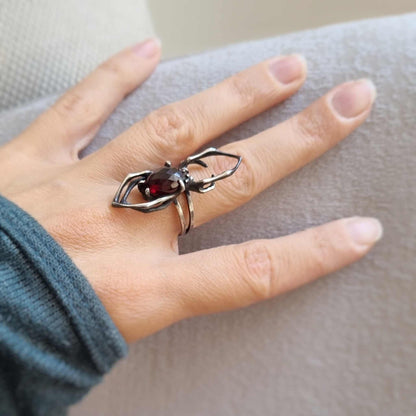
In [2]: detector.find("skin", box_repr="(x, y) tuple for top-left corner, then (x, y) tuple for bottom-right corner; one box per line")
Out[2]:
(0, 39), (382, 343)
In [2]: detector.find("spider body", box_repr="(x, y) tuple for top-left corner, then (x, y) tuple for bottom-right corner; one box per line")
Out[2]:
(138, 166), (187, 200)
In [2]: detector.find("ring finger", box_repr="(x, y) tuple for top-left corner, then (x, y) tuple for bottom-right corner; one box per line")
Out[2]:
(190, 78), (376, 227)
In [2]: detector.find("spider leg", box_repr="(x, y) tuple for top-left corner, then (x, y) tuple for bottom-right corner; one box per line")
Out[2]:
(179, 147), (242, 193)
(121, 178), (145, 204)
(112, 171), (152, 206)
(113, 192), (180, 213)
(186, 159), (208, 168)
(178, 146), (217, 169)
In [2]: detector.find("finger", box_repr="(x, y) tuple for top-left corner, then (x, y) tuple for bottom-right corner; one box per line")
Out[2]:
(17, 38), (161, 162)
(95, 54), (307, 176)
(190, 79), (376, 226)
(165, 217), (383, 318)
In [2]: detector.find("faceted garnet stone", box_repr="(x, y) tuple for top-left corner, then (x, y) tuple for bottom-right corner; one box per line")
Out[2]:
(144, 167), (184, 198)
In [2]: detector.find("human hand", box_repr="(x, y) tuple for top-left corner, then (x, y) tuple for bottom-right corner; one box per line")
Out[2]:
(0, 38), (382, 343)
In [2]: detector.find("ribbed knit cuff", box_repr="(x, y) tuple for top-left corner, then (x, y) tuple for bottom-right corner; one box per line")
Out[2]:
(0, 193), (128, 374)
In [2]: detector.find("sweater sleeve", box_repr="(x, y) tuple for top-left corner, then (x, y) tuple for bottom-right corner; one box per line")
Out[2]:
(0, 194), (128, 416)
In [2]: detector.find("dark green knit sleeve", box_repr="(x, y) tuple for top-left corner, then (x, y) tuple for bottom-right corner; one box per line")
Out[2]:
(0, 194), (128, 416)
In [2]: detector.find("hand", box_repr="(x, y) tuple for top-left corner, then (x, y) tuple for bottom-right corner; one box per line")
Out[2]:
(0, 38), (382, 343)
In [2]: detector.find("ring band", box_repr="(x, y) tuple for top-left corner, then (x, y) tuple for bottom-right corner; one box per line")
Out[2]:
(111, 147), (242, 235)
(173, 190), (195, 236)
(173, 198), (186, 235)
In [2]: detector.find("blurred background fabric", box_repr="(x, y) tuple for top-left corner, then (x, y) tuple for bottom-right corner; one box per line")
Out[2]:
(0, 0), (154, 112)
(0, 11), (415, 415)
(149, 0), (416, 58)
(1, 0), (415, 112)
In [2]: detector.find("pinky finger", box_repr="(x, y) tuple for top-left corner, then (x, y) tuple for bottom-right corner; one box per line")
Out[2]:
(166, 217), (383, 318)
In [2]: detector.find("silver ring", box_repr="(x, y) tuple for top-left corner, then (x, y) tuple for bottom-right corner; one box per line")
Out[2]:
(111, 147), (242, 235)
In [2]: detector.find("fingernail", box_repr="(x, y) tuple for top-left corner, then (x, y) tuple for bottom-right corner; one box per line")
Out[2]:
(269, 54), (306, 84)
(132, 38), (161, 58)
(347, 217), (383, 246)
(331, 79), (376, 118)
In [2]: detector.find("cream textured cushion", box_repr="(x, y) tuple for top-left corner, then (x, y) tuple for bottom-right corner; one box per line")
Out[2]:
(0, 0), (154, 112)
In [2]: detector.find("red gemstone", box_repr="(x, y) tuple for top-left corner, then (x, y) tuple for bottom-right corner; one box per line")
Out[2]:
(149, 183), (162, 196)
(145, 167), (184, 198)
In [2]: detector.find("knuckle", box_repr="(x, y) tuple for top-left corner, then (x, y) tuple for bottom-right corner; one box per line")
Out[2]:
(98, 57), (140, 91)
(144, 105), (197, 156)
(239, 240), (274, 300)
(214, 149), (258, 205)
(309, 228), (333, 276)
(228, 72), (260, 110)
(53, 90), (101, 132)
(56, 90), (84, 115)
(291, 108), (337, 154)
(98, 58), (129, 81)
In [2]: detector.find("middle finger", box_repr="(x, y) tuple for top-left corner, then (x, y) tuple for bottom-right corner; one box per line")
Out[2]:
(189, 78), (376, 226)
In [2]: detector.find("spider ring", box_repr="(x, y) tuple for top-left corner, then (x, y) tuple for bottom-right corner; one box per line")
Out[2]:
(112, 147), (242, 235)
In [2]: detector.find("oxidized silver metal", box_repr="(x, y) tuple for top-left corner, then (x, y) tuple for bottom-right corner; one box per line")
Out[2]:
(112, 147), (242, 235)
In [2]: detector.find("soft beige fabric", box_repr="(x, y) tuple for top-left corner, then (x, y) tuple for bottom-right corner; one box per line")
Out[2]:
(0, 12), (415, 416)
(0, 0), (154, 112)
